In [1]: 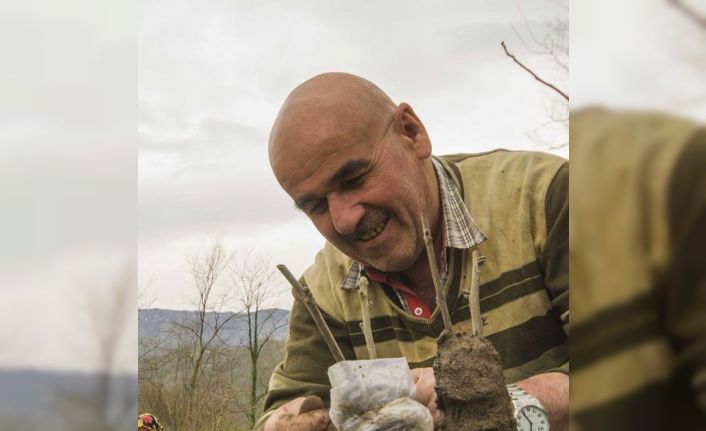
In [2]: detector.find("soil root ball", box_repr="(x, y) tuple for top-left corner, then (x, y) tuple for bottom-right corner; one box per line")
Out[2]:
(434, 331), (516, 431)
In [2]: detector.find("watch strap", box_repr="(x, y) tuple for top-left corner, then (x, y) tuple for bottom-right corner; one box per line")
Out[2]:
(506, 383), (547, 418)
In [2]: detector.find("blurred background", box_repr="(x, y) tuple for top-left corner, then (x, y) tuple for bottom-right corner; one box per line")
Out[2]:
(0, 1), (137, 430)
(570, 0), (705, 429)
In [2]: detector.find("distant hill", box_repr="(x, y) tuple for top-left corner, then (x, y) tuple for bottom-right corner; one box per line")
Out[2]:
(138, 308), (290, 347)
(0, 368), (135, 430)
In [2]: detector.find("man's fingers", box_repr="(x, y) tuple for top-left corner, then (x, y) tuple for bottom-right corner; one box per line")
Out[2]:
(411, 368), (441, 429)
(427, 395), (441, 430)
(411, 367), (436, 406)
(298, 395), (326, 414)
(265, 397), (326, 431)
(273, 409), (331, 431)
(281, 397), (307, 414)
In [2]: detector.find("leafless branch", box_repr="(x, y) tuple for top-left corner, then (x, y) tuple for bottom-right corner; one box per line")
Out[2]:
(278, 264), (345, 361)
(468, 251), (485, 337)
(138, 273), (157, 310)
(421, 214), (453, 332)
(513, 2), (545, 52)
(140, 244), (287, 429)
(357, 276), (377, 359)
(668, 0), (706, 28)
(501, 41), (569, 101)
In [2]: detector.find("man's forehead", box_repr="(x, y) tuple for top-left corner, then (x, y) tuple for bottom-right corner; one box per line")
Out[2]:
(275, 97), (370, 139)
(278, 134), (368, 189)
(270, 105), (372, 170)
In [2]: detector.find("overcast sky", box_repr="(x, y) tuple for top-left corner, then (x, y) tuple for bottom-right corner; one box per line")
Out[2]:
(138, 0), (570, 311)
(572, 0), (706, 120)
(1, 0), (137, 372)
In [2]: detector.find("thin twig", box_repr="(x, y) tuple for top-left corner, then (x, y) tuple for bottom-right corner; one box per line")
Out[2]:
(276, 264), (345, 362)
(501, 41), (569, 101)
(421, 214), (453, 332)
(357, 276), (377, 359)
(468, 251), (485, 337)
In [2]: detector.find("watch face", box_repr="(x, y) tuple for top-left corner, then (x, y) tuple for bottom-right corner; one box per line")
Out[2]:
(516, 405), (550, 431)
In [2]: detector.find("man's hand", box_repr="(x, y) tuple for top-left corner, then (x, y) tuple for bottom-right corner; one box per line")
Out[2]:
(264, 396), (333, 431)
(516, 372), (569, 431)
(411, 368), (569, 431)
(411, 367), (441, 429)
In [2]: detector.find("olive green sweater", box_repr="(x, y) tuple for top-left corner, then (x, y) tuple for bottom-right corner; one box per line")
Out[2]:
(570, 109), (706, 430)
(255, 150), (569, 431)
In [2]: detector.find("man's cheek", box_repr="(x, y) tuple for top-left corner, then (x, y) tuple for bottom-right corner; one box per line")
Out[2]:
(314, 219), (336, 240)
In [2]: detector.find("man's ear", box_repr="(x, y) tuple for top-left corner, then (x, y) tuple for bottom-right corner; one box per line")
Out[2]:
(393, 102), (432, 158)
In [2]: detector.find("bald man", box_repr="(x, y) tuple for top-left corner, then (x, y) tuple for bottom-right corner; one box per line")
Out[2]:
(260, 73), (569, 431)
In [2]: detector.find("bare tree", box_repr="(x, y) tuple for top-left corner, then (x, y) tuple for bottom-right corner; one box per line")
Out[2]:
(58, 260), (137, 430)
(228, 251), (287, 429)
(138, 243), (288, 430)
(139, 272), (157, 311)
(504, 0), (569, 148)
(174, 241), (240, 430)
(139, 241), (237, 430)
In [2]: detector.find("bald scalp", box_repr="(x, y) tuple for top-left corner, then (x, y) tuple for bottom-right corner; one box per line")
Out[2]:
(268, 73), (396, 169)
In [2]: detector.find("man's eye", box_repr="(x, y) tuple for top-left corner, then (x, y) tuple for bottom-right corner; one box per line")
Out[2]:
(343, 174), (365, 190)
(308, 200), (328, 215)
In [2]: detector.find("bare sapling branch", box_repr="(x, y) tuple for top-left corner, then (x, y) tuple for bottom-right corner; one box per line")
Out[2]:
(421, 213), (453, 332)
(276, 264), (345, 362)
(357, 276), (377, 359)
(468, 250), (485, 337)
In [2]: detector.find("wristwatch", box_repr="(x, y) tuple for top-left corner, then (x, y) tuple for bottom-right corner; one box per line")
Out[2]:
(506, 384), (550, 431)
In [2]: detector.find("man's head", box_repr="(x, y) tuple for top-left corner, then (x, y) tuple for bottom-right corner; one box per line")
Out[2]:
(269, 72), (439, 272)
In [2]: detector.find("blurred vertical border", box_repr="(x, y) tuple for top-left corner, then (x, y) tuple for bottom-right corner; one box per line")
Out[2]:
(570, 0), (706, 429)
(0, 0), (137, 430)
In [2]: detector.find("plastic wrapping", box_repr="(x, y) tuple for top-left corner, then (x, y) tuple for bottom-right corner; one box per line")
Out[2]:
(328, 358), (433, 431)
(340, 397), (434, 431)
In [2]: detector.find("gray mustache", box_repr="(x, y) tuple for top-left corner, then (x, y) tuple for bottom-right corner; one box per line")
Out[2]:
(353, 210), (389, 239)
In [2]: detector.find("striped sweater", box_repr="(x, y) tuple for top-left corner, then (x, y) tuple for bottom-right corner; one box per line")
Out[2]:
(255, 150), (569, 430)
(570, 109), (706, 430)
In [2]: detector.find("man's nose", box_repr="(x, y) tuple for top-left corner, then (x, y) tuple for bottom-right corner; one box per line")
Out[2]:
(328, 193), (364, 236)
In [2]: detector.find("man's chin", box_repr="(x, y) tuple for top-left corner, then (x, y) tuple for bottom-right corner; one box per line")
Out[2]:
(338, 234), (419, 272)
(361, 253), (416, 273)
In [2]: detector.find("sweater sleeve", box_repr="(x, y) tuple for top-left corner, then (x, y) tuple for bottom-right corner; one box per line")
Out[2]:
(540, 161), (569, 375)
(254, 281), (354, 431)
(665, 129), (706, 416)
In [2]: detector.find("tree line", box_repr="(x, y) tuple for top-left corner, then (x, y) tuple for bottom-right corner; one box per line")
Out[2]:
(139, 242), (288, 430)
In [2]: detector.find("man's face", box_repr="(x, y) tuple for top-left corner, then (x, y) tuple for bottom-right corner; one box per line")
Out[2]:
(271, 109), (432, 272)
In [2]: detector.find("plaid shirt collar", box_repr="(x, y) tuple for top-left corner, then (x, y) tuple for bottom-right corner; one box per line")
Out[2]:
(340, 157), (486, 290)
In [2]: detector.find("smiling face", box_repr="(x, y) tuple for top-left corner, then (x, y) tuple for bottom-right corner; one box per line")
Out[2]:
(269, 74), (439, 272)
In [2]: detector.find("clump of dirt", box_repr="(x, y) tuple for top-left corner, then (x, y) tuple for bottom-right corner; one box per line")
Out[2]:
(434, 331), (516, 431)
